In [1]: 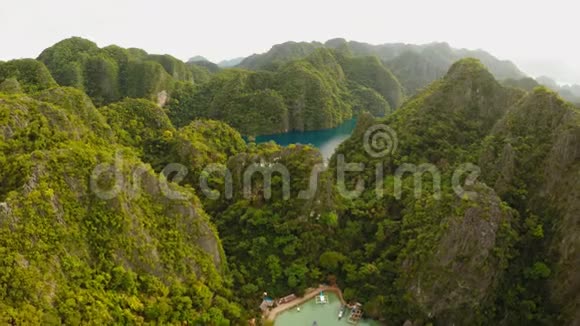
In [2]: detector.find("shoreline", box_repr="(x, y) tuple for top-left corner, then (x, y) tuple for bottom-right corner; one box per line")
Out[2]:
(265, 285), (346, 321)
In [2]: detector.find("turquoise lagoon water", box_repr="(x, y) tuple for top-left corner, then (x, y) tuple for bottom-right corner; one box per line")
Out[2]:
(274, 293), (380, 326)
(254, 119), (357, 161)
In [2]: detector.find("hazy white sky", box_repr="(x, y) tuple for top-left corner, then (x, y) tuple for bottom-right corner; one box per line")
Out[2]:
(1, 0), (579, 84)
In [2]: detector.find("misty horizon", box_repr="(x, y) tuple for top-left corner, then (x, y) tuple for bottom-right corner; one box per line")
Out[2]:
(1, 0), (579, 84)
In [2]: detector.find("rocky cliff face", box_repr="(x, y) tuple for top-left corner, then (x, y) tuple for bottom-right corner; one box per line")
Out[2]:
(338, 55), (405, 109)
(0, 91), (238, 323)
(240, 39), (525, 86)
(481, 88), (580, 324)
(399, 184), (515, 324)
(327, 59), (577, 324)
(1, 144), (225, 271)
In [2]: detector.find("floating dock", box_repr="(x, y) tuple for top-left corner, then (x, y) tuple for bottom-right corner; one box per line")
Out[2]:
(347, 303), (363, 324)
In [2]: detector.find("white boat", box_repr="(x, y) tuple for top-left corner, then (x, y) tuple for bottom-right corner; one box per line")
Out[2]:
(338, 305), (346, 320)
(315, 291), (328, 304)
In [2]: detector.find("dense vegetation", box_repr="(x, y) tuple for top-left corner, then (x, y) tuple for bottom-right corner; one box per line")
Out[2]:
(0, 59), (58, 93)
(328, 61), (578, 325)
(36, 38), (213, 106)
(0, 89), (243, 324)
(237, 38), (525, 96)
(199, 58), (579, 325)
(167, 48), (400, 136)
(0, 37), (578, 326)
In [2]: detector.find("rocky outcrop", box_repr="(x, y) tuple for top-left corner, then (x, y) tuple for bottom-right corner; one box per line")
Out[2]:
(480, 88), (580, 324)
(400, 184), (514, 324)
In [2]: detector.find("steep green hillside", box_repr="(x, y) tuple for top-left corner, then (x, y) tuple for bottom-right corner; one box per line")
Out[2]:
(158, 119), (247, 190)
(0, 93), (96, 157)
(331, 40), (525, 84)
(188, 60), (220, 74)
(386, 50), (448, 94)
(0, 59), (58, 93)
(502, 77), (541, 91)
(318, 59), (525, 323)
(536, 76), (580, 103)
(34, 87), (113, 140)
(339, 58), (522, 167)
(238, 38), (525, 96)
(338, 54), (404, 109)
(347, 83), (392, 117)
(480, 88), (580, 324)
(32, 37), (401, 137)
(0, 91), (244, 325)
(37, 38), (202, 105)
(168, 49), (399, 136)
(207, 142), (331, 307)
(276, 49), (352, 131)
(167, 69), (290, 135)
(319, 60), (578, 325)
(238, 41), (324, 70)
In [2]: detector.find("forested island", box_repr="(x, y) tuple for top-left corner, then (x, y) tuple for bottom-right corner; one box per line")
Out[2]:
(0, 37), (578, 325)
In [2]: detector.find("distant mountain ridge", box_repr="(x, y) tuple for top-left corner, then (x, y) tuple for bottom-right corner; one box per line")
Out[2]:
(236, 38), (526, 94)
(168, 48), (403, 136)
(238, 38), (578, 104)
(35, 37), (214, 106)
(504, 75), (580, 104)
(187, 55), (209, 63)
(217, 57), (245, 67)
(536, 76), (580, 103)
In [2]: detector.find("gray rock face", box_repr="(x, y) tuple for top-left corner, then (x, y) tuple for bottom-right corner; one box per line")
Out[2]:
(480, 88), (580, 324)
(403, 184), (513, 324)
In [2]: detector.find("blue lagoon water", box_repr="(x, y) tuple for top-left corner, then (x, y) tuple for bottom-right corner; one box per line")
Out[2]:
(254, 119), (357, 161)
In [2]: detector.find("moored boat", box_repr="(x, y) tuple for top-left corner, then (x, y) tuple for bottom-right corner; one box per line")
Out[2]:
(338, 305), (346, 320)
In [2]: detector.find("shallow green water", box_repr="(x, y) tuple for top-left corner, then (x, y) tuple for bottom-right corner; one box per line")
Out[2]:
(274, 293), (380, 326)
(254, 118), (357, 161)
